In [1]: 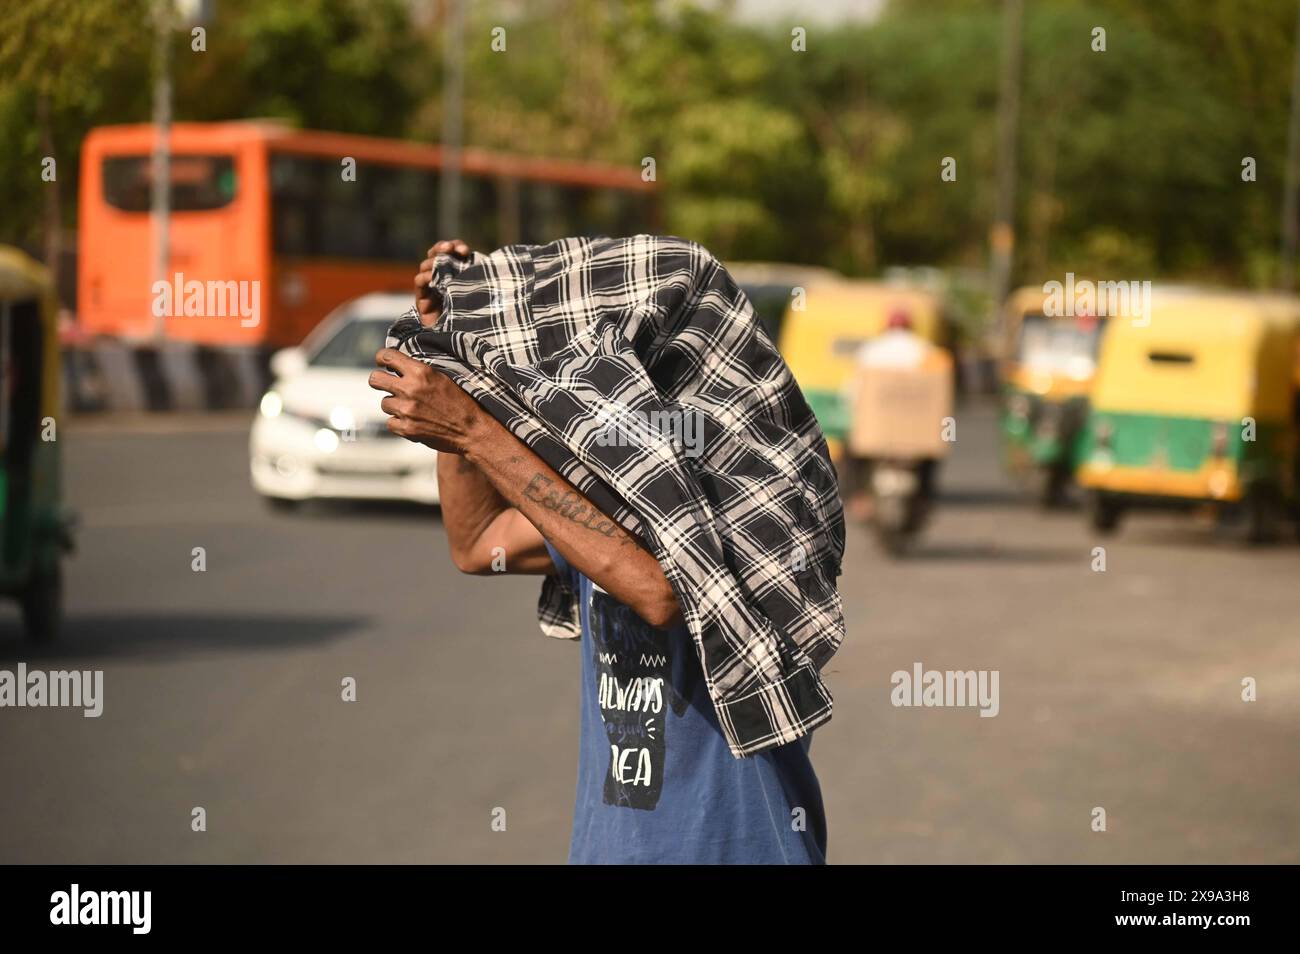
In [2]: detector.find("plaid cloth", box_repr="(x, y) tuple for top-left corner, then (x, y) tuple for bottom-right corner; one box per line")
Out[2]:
(386, 235), (845, 758)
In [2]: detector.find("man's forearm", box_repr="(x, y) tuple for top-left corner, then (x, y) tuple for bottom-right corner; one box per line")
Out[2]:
(463, 413), (682, 628)
(436, 450), (554, 575)
(437, 450), (507, 552)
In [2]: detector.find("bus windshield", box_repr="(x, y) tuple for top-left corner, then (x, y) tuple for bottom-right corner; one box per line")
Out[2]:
(102, 155), (237, 212)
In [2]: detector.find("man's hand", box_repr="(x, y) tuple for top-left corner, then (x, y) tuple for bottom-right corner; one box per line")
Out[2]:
(368, 347), (483, 454)
(415, 239), (473, 325)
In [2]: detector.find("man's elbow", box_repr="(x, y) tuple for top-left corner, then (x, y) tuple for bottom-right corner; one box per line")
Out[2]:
(449, 544), (494, 576)
(638, 592), (684, 630)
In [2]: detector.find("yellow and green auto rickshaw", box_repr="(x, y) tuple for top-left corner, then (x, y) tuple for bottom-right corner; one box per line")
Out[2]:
(1077, 289), (1299, 541)
(999, 285), (1108, 506)
(777, 280), (951, 460)
(1, 246), (74, 640)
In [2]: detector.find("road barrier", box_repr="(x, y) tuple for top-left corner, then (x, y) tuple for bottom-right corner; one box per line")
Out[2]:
(64, 342), (272, 413)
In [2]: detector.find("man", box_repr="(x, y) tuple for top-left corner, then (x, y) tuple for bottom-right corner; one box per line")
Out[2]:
(844, 306), (944, 519)
(855, 305), (930, 370)
(371, 237), (840, 864)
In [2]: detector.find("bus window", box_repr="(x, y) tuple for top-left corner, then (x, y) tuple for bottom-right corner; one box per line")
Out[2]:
(572, 186), (644, 237)
(103, 155), (237, 212)
(270, 154), (323, 257)
(271, 153), (510, 262)
(519, 182), (578, 242)
(460, 175), (500, 251)
(373, 166), (437, 261)
(519, 182), (649, 243)
(269, 154), (316, 258)
(320, 167), (374, 259)
(270, 153), (441, 262)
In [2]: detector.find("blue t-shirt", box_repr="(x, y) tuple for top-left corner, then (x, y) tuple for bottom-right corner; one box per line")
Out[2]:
(546, 543), (827, 864)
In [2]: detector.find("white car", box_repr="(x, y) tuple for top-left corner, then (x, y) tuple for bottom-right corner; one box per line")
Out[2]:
(250, 293), (439, 507)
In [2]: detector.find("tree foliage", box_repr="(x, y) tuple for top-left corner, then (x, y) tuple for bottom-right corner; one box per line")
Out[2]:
(1, 0), (1297, 296)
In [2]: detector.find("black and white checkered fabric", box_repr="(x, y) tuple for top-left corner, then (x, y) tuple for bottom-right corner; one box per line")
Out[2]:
(386, 235), (845, 757)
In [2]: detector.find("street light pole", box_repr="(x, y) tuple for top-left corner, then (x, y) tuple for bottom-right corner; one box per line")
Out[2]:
(989, 0), (1024, 335)
(438, 0), (465, 239)
(151, 0), (173, 344)
(1280, 0), (1300, 292)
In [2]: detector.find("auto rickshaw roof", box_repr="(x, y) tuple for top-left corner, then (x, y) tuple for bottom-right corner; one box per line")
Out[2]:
(725, 261), (844, 288)
(1143, 286), (1300, 332)
(1093, 286), (1299, 419)
(788, 279), (945, 325)
(0, 246), (52, 301)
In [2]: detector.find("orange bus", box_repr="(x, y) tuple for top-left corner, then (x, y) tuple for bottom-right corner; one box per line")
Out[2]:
(78, 121), (657, 348)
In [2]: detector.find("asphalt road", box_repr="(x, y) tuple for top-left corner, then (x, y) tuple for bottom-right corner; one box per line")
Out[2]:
(2, 401), (1298, 863)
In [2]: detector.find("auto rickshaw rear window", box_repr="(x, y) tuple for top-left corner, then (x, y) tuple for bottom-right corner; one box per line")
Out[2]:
(832, 336), (869, 357)
(1147, 351), (1195, 365)
(1017, 314), (1105, 372)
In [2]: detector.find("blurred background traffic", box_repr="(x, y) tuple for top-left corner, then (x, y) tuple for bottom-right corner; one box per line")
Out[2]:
(2, 0), (1299, 864)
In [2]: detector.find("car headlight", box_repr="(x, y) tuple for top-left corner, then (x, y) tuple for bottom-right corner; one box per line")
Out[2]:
(259, 390), (283, 418)
(328, 406), (355, 432)
(313, 428), (340, 453)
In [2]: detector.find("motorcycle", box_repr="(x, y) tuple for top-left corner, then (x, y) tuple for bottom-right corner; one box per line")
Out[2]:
(866, 458), (935, 556)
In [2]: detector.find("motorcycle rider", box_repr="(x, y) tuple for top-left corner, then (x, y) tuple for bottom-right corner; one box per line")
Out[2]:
(844, 306), (941, 521)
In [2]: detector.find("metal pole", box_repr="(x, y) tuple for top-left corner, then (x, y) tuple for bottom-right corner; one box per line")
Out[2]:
(1, 301), (10, 452)
(151, 0), (173, 343)
(1280, 0), (1300, 292)
(989, 0), (1024, 332)
(438, 0), (465, 239)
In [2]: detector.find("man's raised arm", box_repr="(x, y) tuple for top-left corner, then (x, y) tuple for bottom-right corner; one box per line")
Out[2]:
(369, 348), (682, 630)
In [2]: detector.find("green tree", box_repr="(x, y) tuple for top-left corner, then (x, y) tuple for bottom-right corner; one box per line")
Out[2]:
(0, 0), (149, 286)
(176, 0), (421, 136)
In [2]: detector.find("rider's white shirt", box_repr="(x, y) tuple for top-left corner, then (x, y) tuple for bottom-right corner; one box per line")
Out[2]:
(854, 329), (930, 368)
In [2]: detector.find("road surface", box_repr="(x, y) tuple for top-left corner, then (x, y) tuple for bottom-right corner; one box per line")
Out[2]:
(2, 402), (1297, 863)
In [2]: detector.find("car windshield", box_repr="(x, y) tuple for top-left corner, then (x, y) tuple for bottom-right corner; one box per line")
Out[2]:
(309, 316), (394, 369)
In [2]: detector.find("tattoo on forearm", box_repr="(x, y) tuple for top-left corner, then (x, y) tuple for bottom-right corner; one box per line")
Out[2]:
(521, 471), (627, 542)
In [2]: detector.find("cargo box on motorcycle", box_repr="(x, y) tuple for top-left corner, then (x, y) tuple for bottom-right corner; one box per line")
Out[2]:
(847, 350), (954, 460)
